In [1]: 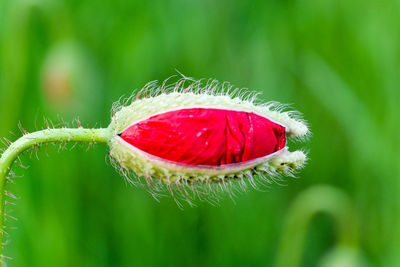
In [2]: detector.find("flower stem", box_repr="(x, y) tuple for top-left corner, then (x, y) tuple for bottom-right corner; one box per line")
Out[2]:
(0, 127), (111, 263)
(275, 185), (359, 267)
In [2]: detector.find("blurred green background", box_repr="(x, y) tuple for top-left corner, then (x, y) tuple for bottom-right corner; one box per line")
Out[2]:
(0, 0), (399, 266)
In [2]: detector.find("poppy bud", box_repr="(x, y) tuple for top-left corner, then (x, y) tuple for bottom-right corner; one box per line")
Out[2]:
(108, 78), (309, 198)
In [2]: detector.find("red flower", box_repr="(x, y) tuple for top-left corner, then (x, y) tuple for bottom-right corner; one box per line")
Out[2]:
(120, 108), (286, 166)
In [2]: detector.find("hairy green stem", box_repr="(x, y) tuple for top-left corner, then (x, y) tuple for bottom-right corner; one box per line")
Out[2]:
(0, 127), (111, 263)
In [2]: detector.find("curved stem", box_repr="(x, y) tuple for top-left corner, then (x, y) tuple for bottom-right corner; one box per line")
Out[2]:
(275, 185), (359, 267)
(0, 127), (111, 263)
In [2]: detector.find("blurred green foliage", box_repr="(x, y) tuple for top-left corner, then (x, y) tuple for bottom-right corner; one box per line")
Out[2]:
(0, 0), (399, 266)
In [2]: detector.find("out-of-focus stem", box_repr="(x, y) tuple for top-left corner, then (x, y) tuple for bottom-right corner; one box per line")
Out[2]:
(275, 185), (359, 267)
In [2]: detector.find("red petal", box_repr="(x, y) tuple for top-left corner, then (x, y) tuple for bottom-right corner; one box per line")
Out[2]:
(120, 108), (286, 166)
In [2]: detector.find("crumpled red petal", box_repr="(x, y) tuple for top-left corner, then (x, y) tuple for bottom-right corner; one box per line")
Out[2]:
(119, 108), (286, 166)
